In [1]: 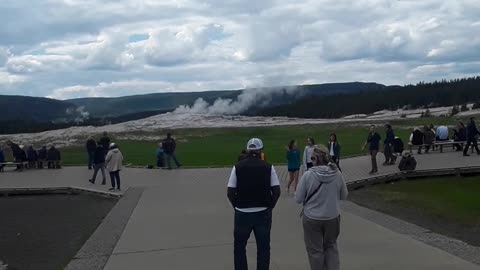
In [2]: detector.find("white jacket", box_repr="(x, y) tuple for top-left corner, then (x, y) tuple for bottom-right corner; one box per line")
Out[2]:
(106, 148), (123, 172)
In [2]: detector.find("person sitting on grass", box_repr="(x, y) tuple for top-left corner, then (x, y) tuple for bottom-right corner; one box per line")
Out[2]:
(156, 143), (165, 168)
(106, 143), (123, 191)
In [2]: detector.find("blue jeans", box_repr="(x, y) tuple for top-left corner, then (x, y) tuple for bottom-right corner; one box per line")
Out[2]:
(234, 209), (272, 270)
(88, 151), (95, 168)
(165, 153), (181, 169)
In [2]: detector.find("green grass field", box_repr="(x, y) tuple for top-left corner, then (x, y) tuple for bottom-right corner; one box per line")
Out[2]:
(366, 177), (480, 225)
(61, 124), (412, 166)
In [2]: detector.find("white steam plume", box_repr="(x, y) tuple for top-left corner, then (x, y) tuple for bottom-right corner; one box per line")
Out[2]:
(174, 86), (301, 115)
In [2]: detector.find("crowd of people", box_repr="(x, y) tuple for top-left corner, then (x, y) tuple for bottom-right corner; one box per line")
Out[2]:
(86, 132), (124, 191)
(228, 137), (347, 270)
(0, 141), (61, 172)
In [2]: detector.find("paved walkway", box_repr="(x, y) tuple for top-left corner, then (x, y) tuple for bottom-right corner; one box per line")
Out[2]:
(1, 150), (479, 269)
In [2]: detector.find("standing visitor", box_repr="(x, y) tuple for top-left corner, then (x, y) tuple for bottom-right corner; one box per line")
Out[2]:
(362, 125), (381, 175)
(328, 133), (341, 171)
(86, 137), (97, 170)
(295, 145), (348, 270)
(463, 117), (480, 156)
(7, 141), (23, 171)
(99, 132), (111, 154)
(286, 140), (301, 194)
(46, 145), (61, 169)
(106, 143), (124, 191)
(383, 123), (395, 165)
(227, 138), (281, 270)
(156, 143), (165, 168)
(89, 145), (106, 185)
(303, 138), (315, 171)
(162, 132), (182, 170)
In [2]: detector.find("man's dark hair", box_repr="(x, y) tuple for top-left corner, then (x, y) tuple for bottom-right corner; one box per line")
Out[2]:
(167, 132), (172, 138)
(308, 137), (315, 145)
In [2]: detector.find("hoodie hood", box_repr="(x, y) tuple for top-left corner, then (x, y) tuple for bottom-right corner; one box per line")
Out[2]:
(110, 148), (120, 153)
(308, 165), (339, 183)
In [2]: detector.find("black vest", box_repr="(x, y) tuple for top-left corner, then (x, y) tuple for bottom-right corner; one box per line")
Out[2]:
(235, 154), (272, 208)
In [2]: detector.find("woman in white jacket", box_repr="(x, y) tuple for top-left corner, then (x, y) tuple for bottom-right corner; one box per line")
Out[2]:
(295, 144), (348, 270)
(303, 137), (315, 171)
(105, 143), (124, 191)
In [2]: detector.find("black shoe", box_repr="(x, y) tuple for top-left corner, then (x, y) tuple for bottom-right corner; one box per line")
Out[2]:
(463, 154), (470, 156)
(108, 187), (115, 191)
(88, 179), (94, 184)
(88, 167), (92, 170)
(117, 188), (121, 191)
(101, 180), (106, 185)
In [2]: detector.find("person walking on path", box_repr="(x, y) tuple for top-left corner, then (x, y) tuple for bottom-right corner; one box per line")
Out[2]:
(106, 143), (123, 191)
(86, 137), (97, 170)
(286, 140), (301, 193)
(383, 123), (395, 165)
(463, 117), (480, 156)
(162, 133), (182, 170)
(295, 145), (348, 270)
(156, 143), (165, 168)
(423, 125), (435, 153)
(99, 132), (111, 155)
(227, 138), (281, 270)
(303, 138), (315, 171)
(328, 133), (341, 171)
(89, 145), (106, 185)
(362, 125), (381, 175)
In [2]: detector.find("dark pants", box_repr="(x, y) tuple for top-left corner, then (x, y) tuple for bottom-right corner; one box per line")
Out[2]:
(234, 209), (272, 270)
(383, 144), (395, 164)
(157, 156), (165, 167)
(330, 156), (341, 171)
(91, 163), (106, 183)
(37, 159), (45, 169)
(165, 153), (181, 169)
(88, 151), (95, 169)
(303, 215), (341, 270)
(464, 138), (480, 155)
(370, 150), (378, 172)
(109, 170), (121, 189)
(48, 160), (60, 169)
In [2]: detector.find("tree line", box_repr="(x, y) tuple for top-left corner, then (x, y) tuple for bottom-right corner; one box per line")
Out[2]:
(257, 76), (480, 118)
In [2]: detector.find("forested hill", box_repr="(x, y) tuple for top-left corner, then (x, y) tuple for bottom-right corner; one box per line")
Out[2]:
(256, 77), (480, 118)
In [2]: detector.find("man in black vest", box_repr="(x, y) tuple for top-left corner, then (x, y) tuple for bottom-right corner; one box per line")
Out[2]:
(227, 138), (281, 270)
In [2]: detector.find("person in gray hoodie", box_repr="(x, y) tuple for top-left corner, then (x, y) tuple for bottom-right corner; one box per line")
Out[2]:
(295, 144), (348, 270)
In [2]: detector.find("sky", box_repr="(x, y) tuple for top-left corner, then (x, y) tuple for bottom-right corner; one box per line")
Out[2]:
(0, 0), (479, 100)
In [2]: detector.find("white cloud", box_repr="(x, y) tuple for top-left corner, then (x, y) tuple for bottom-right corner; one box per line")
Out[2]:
(0, 71), (27, 85)
(0, 0), (478, 98)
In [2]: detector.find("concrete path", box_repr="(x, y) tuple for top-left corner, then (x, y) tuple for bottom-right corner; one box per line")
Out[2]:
(0, 150), (479, 269)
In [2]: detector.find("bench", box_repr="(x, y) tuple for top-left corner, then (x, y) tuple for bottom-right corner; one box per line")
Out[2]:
(0, 161), (29, 172)
(408, 140), (473, 153)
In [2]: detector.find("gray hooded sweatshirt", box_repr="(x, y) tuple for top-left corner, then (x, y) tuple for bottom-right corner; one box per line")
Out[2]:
(295, 165), (348, 220)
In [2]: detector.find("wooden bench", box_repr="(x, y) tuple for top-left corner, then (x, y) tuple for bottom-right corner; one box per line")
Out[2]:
(408, 140), (471, 153)
(0, 161), (29, 172)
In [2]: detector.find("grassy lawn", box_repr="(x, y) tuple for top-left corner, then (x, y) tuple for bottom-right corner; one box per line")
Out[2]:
(61, 125), (412, 166)
(362, 177), (480, 225)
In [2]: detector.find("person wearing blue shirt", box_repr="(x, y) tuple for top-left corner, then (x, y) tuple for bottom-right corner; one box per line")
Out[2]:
(156, 143), (165, 168)
(363, 125), (381, 175)
(286, 140), (301, 193)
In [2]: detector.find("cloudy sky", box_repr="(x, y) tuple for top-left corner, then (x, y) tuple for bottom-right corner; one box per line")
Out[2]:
(0, 0), (479, 100)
